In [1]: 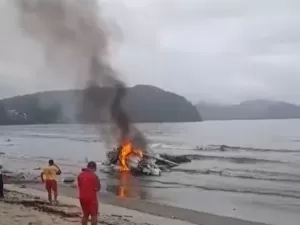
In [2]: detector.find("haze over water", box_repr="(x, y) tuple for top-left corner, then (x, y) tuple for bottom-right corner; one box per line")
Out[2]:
(1, 119), (300, 225)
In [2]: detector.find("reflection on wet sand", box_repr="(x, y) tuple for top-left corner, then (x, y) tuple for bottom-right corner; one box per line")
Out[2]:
(106, 172), (150, 200)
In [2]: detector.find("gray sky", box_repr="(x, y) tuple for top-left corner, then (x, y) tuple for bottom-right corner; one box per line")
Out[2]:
(0, 0), (299, 104)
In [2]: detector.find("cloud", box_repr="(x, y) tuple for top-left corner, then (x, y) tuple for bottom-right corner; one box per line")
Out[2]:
(0, 0), (299, 104)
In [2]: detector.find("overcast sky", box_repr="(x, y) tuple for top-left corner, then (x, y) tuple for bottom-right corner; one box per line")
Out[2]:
(0, 0), (299, 104)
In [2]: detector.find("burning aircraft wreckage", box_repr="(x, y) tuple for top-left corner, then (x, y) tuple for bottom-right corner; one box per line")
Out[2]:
(87, 141), (192, 176)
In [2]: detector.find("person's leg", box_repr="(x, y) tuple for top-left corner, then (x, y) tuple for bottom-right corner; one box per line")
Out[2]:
(80, 199), (89, 225)
(81, 215), (89, 225)
(45, 180), (52, 204)
(90, 200), (98, 225)
(48, 189), (52, 203)
(0, 174), (4, 198)
(91, 215), (97, 225)
(53, 180), (58, 203)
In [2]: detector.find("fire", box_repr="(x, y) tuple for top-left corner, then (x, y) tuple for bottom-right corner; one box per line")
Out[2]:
(119, 140), (143, 171)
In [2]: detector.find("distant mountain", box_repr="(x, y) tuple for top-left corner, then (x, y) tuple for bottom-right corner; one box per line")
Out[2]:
(196, 100), (300, 120)
(0, 85), (201, 125)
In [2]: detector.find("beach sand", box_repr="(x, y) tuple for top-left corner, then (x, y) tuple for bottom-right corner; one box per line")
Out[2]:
(0, 189), (78, 225)
(0, 183), (271, 225)
(1, 184), (196, 225)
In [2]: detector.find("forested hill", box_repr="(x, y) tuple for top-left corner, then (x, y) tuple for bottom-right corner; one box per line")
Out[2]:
(0, 85), (201, 125)
(196, 100), (300, 120)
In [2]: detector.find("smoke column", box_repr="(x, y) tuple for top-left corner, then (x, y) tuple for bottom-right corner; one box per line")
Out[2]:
(11, 0), (147, 151)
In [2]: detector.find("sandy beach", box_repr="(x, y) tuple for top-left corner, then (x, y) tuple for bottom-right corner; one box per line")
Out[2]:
(0, 189), (79, 225)
(1, 184), (196, 225)
(0, 183), (271, 225)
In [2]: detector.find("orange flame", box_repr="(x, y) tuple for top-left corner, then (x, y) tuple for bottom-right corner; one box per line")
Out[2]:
(119, 140), (143, 171)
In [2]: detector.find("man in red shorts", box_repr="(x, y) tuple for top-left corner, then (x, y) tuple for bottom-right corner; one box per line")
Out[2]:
(40, 159), (61, 204)
(77, 161), (101, 225)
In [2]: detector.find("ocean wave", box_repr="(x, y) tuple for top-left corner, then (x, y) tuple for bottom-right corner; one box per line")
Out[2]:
(145, 179), (300, 199)
(35, 156), (71, 162)
(172, 168), (300, 183)
(183, 154), (282, 164)
(148, 142), (300, 155)
(0, 152), (79, 167)
(6, 133), (100, 143)
(149, 143), (193, 151)
(194, 185), (300, 199)
(199, 144), (300, 153)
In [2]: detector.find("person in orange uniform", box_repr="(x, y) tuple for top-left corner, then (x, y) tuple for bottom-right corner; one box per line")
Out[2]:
(40, 159), (61, 204)
(77, 161), (101, 225)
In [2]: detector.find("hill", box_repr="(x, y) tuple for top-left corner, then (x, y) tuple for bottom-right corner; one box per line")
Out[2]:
(0, 85), (201, 125)
(196, 100), (300, 120)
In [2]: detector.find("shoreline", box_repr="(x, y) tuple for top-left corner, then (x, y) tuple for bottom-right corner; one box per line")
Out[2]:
(4, 182), (271, 225)
(3, 184), (195, 225)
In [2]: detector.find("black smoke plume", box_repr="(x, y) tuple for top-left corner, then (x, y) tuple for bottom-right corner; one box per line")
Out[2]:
(12, 0), (147, 151)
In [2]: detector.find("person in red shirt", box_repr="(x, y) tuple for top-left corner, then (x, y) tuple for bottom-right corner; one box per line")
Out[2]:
(77, 161), (101, 225)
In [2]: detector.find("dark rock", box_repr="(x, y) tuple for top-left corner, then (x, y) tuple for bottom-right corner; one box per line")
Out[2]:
(63, 177), (75, 183)
(2, 170), (13, 174)
(124, 215), (133, 218)
(220, 145), (226, 151)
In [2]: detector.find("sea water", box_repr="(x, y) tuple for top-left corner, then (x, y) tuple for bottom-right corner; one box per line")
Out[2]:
(1, 120), (300, 225)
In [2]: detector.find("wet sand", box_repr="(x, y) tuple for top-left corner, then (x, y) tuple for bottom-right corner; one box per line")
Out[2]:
(0, 189), (83, 225)
(1, 182), (271, 225)
(2, 184), (195, 225)
(0, 200), (77, 225)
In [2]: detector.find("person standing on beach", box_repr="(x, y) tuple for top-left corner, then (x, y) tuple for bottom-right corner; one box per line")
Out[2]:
(0, 158), (4, 198)
(40, 159), (61, 204)
(77, 161), (101, 225)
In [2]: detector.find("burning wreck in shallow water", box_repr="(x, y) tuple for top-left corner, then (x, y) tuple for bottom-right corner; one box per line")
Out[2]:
(106, 141), (162, 176)
(102, 140), (192, 176)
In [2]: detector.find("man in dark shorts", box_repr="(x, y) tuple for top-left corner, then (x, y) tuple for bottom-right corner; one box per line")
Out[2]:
(77, 161), (101, 225)
(40, 159), (61, 204)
